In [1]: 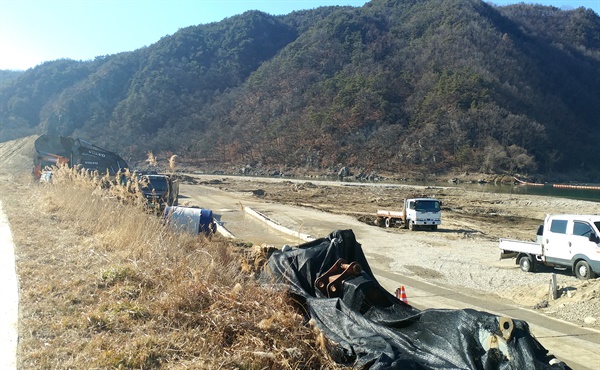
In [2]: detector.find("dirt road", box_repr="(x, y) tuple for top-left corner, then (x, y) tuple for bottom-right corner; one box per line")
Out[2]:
(179, 174), (600, 370)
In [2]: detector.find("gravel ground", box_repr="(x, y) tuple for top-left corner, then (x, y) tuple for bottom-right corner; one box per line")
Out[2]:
(194, 175), (600, 329)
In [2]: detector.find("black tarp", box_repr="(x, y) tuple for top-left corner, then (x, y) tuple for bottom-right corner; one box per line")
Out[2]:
(260, 230), (570, 370)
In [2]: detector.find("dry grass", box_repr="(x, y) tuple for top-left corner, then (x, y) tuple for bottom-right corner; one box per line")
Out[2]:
(146, 151), (158, 167)
(169, 155), (178, 174)
(1, 169), (343, 369)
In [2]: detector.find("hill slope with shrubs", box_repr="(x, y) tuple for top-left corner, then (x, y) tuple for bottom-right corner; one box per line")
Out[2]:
(1, 0), (599, 179)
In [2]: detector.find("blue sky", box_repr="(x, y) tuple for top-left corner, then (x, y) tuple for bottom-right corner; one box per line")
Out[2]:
(0, 0), (598, 70)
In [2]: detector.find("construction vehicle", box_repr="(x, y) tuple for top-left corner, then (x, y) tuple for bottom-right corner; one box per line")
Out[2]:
(33, 134), (128, 179)
(499, 214), (600, 280)
(375, 197), (442, 231)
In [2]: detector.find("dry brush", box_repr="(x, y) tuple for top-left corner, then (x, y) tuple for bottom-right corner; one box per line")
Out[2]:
(2, 168), (342, 369)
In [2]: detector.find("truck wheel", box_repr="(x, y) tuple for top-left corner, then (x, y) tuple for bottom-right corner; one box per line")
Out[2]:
(575, 260), (595, 280)
(408, 220), (415, 231)
(431, 225), (437, 231)
(385, 218), (392, 228)
(519, 255), (535, 273)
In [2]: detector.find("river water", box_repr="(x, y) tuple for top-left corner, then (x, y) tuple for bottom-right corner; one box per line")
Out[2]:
(402, 181), (600, 203)
(216, 173), (600, 203)
(329, 175), (600, 203)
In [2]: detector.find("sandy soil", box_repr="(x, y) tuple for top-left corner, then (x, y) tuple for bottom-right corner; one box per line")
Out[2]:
(1, 136), (599, 329)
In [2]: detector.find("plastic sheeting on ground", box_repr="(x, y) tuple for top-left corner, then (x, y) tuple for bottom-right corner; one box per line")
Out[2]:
(260, 229), (569, 370)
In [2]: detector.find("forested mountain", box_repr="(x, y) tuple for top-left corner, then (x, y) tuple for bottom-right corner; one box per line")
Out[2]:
(1, 0), (599, 178)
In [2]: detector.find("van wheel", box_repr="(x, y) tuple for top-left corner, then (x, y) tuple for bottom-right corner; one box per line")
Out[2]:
(575, 260), (595, 280)
(519, 255), (535, 273)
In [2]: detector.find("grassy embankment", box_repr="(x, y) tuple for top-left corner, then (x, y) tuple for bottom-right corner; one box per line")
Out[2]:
(2, 167), (339, 369)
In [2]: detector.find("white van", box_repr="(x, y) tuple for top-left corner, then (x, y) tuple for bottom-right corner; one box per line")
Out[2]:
(499, 214), (600, 279)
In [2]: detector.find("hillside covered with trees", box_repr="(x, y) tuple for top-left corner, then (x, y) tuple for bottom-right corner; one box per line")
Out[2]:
(1, 0), (599, 179)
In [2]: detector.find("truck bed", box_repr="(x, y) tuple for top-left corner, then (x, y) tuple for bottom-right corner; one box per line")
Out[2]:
(498, 238), (542, 259)
(377, 210), (404, 218)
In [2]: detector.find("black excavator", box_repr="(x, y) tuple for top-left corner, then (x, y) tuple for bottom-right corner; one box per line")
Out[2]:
(33, 134), (128, 179)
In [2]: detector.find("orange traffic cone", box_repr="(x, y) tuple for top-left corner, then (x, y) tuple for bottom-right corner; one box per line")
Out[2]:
(396, 285), (408, 304)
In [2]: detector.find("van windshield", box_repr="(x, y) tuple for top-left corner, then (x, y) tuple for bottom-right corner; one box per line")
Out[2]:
(143, 177), (168, 192)
(415, 200), (440, 212)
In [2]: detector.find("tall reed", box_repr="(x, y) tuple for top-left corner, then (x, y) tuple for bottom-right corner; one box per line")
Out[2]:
(12, 165), (334, 369)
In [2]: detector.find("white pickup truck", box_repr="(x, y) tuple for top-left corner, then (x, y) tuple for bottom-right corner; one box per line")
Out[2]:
(499, 214), (600, 280)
